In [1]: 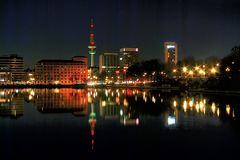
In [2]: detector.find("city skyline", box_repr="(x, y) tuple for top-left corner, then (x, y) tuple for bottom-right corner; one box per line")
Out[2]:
(1, 0), (240, 67)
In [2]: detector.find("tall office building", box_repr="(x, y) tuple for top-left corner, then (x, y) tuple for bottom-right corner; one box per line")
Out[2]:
(0, 54), (24, 83)
(119, 48), (139, 69)
(99, 53), (119, 74)
(164, 42), (178, 65)
(35, 56), (88, 85)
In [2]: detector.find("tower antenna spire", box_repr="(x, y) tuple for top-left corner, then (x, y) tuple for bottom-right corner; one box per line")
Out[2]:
(88, 18), (96, 67)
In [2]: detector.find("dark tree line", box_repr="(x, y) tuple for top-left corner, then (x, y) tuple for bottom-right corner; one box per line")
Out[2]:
(127, 59), (163, 78)
(126, 59), (179, 86)
(206, 45), (240, 90)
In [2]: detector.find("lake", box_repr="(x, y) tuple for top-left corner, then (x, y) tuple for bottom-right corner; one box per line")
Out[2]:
(0, 88), (239, 160)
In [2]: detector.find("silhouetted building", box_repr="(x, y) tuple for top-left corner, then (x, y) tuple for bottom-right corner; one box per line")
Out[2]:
(119, 48), (139, 69)
(164, 42), (178, 65)
(0, 54), (24, 83)
(35, 56), (88, 85)
(99, 53), (119, 74)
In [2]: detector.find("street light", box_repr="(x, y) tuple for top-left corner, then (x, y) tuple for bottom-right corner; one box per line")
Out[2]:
(210, 67), (217, 74)
(225, 67), (230, 72)
(182, 67), (187, 73)
(195, 66), (200, 71)
(189, 70), (194, 77)
(173, 69), (177, 73)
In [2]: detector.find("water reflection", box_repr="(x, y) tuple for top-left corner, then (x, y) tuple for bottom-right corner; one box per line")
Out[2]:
(0, 88), (239, 151)
(0, 88), (238, 123)
(0, 89), (24, 119)
(33, 89), (88, 116)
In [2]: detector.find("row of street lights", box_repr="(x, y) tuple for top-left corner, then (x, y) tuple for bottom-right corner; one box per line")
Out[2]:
(173, 64), (219, 78)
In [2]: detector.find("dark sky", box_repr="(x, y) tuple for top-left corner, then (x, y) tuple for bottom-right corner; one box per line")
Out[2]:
(1, 0), (240, 67)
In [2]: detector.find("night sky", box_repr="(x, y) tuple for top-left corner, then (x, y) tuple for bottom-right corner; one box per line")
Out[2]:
(1, 0), (240, 67)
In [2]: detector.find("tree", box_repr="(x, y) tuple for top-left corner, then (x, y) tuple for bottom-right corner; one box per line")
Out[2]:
(126, 59), (164, 81)
(219, 45), (240, 89)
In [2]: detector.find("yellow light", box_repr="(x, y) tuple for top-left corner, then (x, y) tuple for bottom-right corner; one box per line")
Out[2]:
(226, 105), (230, 115)
(225, 67), (230, 72)
(173, 100), (177, 107)
(203, 99), (206, 104)
(173, 69), (177, 73)
(211, 102), (216, 114)
(30, 90), (35, 96)
(102, 101), (106, 107)
(116, 97), (120, 104)
(188, 70), (193, 75)
(183, 100), (187, 112)
(105, 90), (108, 97)
(54, 81), (59, 84)
(143, 96), (147, 103)
(182, 67), (187, 73)
(28, 95), (33, 100)
(217, 108), (220, 117)
(196, 102), (200, 112)
(54, 88), (60, 93)
(195, 66), (200, 70)
(200, 101), (204, 112)
(152, 96), (156, 104)
(124, 98), (128, 107)
(189, 100), (193, 107)
(211, 68), (216, 74)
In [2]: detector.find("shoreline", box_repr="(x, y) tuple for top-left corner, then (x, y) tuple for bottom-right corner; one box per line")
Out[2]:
(0, 84), (240, 96)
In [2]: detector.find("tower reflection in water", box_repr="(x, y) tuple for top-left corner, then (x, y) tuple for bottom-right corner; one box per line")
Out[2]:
(87, 88), (237, 129)
(1, 88), (238, 151)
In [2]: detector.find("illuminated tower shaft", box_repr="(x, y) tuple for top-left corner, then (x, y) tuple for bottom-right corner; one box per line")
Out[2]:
(88, 19), (96, 67)
(89, 103), (96, 150)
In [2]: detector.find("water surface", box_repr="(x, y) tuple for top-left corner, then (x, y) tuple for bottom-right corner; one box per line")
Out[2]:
(0, 88), (239, 160)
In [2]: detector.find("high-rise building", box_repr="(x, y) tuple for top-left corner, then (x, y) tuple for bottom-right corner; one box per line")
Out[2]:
(99, 53), (119, 74)
(119, 48), (139, 69)
(35, 56), (88, 85)
(0, 54), (24, 83)
(164, 42), (178, 65)
(88, 19), (96, 68)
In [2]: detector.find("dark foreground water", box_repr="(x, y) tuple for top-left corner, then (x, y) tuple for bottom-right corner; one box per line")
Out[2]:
(0, 88), (239, 160)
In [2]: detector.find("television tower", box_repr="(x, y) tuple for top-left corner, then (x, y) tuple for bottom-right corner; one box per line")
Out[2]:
(88, 18), (96, 68)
